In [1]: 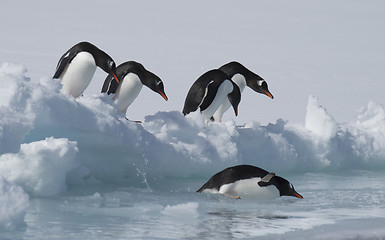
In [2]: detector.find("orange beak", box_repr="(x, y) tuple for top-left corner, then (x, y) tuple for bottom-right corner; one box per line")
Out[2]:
(295, 192), (303, 199)
(234, 107), (238, 116)
(112, 73), (119, 83)
(159, 91), (168, 101)
(264, 90), (274, 99)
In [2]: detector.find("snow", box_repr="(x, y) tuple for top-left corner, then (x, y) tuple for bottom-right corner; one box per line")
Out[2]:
(0, 137), (79, 196)
(0, 176), (29, 231)
(0, 62), (385, 237)
(305, 95), (337, 141)
(1, 0), (385, 238)
(161, 202), (200, 219)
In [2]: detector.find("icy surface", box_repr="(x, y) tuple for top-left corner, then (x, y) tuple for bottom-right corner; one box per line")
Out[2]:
(1, 0), (385, 239)
(0, 137), (79, 196)
(0, 176), (29, 231)
(1, 64), (385, 191)
(0, 62), (385, 239)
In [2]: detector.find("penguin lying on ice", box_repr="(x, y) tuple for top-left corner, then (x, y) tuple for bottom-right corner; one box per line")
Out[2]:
(197, 165), (303, 199)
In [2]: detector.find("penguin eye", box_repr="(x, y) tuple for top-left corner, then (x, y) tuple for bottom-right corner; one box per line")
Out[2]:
(257, 80), (264, 87)
(156, 80), (162, 86)
(108, 60), (114, 69)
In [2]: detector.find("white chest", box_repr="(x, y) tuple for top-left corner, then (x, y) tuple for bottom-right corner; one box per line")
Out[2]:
(219, 178), (280, 199)
(201, 80), (233, 121)
(60, 52), (97, 97)
(115, 73), (143, 113)
(211, 74), (245, 121)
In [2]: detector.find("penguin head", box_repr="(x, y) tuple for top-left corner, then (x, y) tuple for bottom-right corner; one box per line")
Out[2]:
(98, 56), (119, 84)
(144, 71), (168, 101)
(271, 176), (303, 198)
(123, 61), (168, 101)
(227, 82), (241, 116)
(248, 79), (274, 99)
(220, 61), (273, 99)
(258, 176), (303, 198)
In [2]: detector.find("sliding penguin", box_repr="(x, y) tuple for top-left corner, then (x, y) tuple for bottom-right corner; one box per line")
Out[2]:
(182, 69), (241, 124)
(53, 41), (119, 98)
(197, 165), (303, 199)
(102, 61), (168, 114)
(211, 61), (274, 122)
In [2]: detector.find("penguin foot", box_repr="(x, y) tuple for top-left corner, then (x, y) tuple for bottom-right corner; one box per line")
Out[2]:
(125, 117), (142, 123)
(224, 193), (241, 199)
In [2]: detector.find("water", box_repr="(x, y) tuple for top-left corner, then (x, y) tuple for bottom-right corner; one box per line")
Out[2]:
(3, 171), (385, 240)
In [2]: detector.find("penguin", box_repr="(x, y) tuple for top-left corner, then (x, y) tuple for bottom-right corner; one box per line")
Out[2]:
(211, 61), (274, 122)
(53, 41), (119, 98)
(182, 69), (241, 124)
(101, 61), (168, 114)
(197, 165), (303, 199)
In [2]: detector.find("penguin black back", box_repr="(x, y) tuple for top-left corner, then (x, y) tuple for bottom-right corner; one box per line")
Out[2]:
(182, 69), (229, 115)
(53, 41), (117, 80)
(102, 61), (145, 94)
(197, 165), (269, 192)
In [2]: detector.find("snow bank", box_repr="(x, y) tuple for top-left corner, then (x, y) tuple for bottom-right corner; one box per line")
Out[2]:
(305, 95), (337, 141)
(162, 202), (199, 219)
(0, 137), (79, 196)
(0, 176), (29, 231)
(0, 62), (385, 196)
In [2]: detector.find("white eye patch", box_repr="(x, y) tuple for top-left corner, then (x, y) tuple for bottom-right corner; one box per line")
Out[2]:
(108, 60), (114, 68)
(257, 80), (265, 87)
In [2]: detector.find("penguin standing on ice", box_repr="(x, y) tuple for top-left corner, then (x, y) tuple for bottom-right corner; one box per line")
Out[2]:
(211, 61), (274, 122)
(197, 165), (303, 199)
(53, 41), (120, 98)
(182, 69), (241, 124)
(102, 61), (168, 114)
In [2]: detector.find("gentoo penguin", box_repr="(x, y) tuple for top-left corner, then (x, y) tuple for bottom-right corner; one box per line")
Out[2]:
(101, 61), (168, 114)
(211, 61), (274, 122)
(182, 69), (241, 124)
(53, 41), (119, 98)
(197, 165), (303, 199)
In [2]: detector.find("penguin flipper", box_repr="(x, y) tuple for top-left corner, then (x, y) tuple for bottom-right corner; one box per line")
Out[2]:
(53, 51), (76, 79)
(182, 80), (210, 115)
(183, 69), (227, 115)
(258, 173), (275, 187)
(199, 80), (219, 111)
(261, 173), (275, 183)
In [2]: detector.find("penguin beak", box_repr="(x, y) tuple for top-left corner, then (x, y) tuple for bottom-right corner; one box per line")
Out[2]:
(112, 73), (120, 83)
(294, 192), (303, 199)
(264, 90), (274, 99)
(158, 90), (168, 101)
(234, 107), (238, 116)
